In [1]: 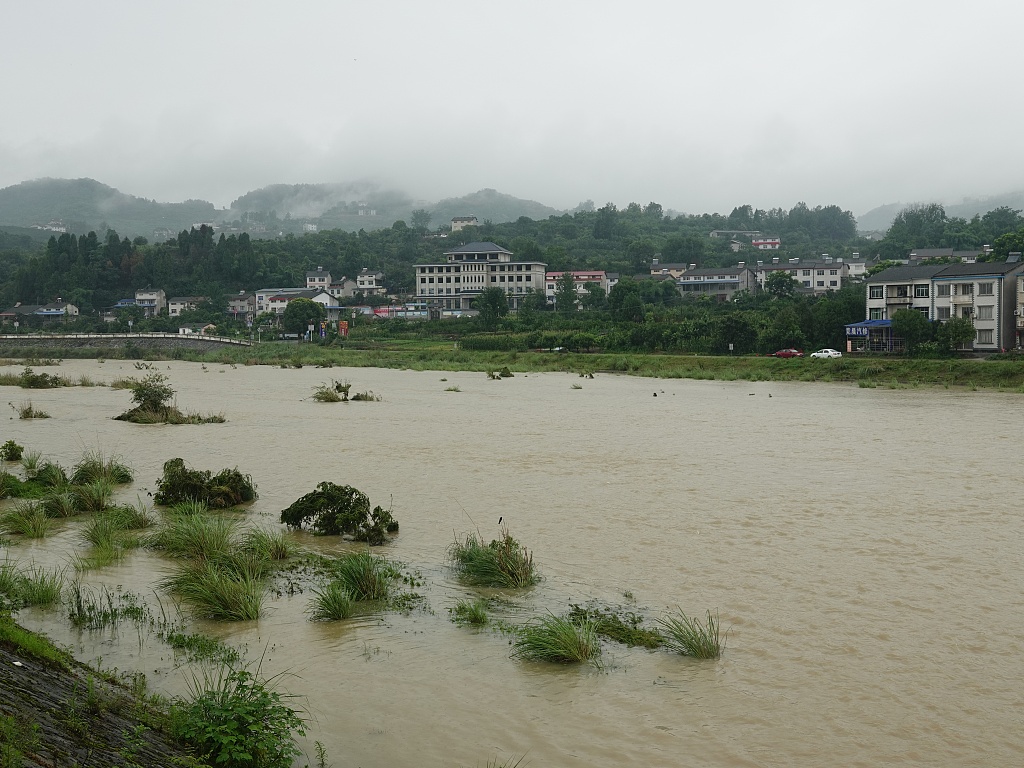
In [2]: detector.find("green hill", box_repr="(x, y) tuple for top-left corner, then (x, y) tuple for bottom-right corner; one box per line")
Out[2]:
(429, 188), (562, 226)
(0, 178), (217, 238)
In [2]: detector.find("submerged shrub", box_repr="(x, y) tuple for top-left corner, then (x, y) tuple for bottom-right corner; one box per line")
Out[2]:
(658, 608), (725, 659)
(512, 612), (601, 664)
(279, 483), (398, 544)
(448, 528), (537, 589)
(154, 458), (257, 508)
(567, 604), (664, 648)
(0, 440), (24, 461)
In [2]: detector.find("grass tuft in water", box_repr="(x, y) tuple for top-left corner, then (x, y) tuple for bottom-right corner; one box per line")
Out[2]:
(511, 612), (601, 664)
(70, 450), (134, 485)
(307, 582), (355, 621)
(240, 528), (295, 561)
(448, 527), (538, 589)
(658, 608), (725, 658)
(331, 551), (395, 601)
(449, 598), (490, 626)
(0, 502), (54, 538)
(160, 561), (264, 621)
(72, 479), (115, 512)
(146, 514), (238, 561)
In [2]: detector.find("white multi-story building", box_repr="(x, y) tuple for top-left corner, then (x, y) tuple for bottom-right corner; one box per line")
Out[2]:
(677, 266), (758, 301)
(751, 256), (865, 295)
(306, 267), (332, 290)
(134, 288), (166, 317)
(168, 296), (209, 317)
(751, 236), (781, 250)
(357, 268), (386, 296)
(544, 270), (614, 307)
(414, 241), (546, 311)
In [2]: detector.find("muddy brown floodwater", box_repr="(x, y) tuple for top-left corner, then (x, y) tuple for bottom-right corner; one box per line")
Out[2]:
(5, 360), (1024, 767)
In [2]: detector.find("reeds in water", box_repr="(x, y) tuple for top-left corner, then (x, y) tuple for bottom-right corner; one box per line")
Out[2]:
(512, 612), (601, 664)
(448, 527), (537, 589)
(41, 490), (78, 518)
(657, 609), (725, 659)
(240, 528), (294, 561)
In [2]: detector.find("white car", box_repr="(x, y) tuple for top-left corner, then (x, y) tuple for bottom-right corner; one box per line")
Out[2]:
(810, 348), (843, 359)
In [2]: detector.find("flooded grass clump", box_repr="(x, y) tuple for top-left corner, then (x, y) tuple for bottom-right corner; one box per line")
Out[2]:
(147, 514), (239, 561)
(512, 612), (601, 664)
(449, 598), (489, 626)
(0, 502), (55, 538)
(161, 630), (241, 666)
(567, 604), (664, 648)
(66, 584), (149, 629)
(70, 450), (134, 485)
(448, 527), (538, 589)
(72, 479), (115, 513)
(40, 490), (77, 518)
(330, 551), (397, 601)
(307, 582), (355, 621)
(658, 608), (725, 658)
(0, 563), (66, 608)
(160, 561), (265, 621)
(239, 528), (295, 561)
(13, 400), (49, 419)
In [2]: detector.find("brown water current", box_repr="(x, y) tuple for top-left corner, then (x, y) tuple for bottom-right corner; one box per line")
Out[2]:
(4, 360), (1023, 767)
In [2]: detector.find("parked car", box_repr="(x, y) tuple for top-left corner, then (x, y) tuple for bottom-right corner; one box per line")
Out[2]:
(810, 348), (843, 359)
(770, 348), (804, 358)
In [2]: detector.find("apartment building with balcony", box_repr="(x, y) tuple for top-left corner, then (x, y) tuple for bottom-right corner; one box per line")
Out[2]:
(861, 259), (1024, 351)
(134, 288), (166, 318)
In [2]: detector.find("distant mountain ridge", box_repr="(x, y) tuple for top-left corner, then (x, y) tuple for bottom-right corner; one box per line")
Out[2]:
(0, 178), (564, 239)
(857, 191), (1024, 233)
(0, 178), (216, 239)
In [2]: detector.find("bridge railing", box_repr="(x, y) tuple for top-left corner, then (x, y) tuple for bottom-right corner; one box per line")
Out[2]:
(0, 333), (253, 346)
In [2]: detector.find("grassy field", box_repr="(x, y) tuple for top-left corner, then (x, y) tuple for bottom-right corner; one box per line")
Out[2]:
(3, 340), (1023, 390)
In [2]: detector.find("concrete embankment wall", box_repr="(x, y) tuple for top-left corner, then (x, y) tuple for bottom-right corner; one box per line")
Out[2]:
(0, 333), (252, 355)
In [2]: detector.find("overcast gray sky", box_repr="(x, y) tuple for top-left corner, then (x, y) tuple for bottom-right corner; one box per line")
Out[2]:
(2, 0), (1021, 216)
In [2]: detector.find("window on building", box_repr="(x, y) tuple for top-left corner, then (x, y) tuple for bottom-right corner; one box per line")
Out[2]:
(914, 285), (929, 298)
(976, 305), (993, 320)
(869, 285), (883, 299)
(829, 269), (838, 275)
(977, 329), (994, 344)
(978, 282), (994, 295)
(959, 283), (973, 295)
(918, 308), (929, 317)
(817, 281), (824, 287)
(937, 284), (951, 297)
(802, 269), (810, 276)
(829, 280), (838, 287)
(803, 281), (811, 287)
(936, 307), (951, 320)
(869, 308), (883, 320)
(817, 270), (825, 276)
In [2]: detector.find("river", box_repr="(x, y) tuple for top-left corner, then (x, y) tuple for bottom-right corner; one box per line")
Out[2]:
(4, 360), (1023, 767)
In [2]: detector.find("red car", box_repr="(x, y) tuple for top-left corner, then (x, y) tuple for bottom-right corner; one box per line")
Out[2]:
(770, 348), (804, 358)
